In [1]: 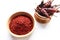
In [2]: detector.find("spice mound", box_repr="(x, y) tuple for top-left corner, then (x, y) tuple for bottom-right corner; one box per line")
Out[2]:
(9, 16), (33, 35)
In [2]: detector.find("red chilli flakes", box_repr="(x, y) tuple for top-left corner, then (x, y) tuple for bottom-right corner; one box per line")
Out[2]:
(9, 16), (33, 35)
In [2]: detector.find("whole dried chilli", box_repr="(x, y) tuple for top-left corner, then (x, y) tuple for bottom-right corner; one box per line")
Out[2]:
(44, 8), (60, 13)
(43, 0), (52, 8)
(41, 8), (51, 18)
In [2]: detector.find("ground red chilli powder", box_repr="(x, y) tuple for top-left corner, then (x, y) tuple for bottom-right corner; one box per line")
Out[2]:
(9, 15), (33, 35)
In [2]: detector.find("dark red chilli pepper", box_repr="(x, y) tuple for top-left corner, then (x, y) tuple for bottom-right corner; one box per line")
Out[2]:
(41, 8), (51, 18)
(39, 0), (44, 7)
(44, 8), (60, 13)
(9, 16), (33, 35)
(43, 0), (53, 8)
(37, 6), (41, 11)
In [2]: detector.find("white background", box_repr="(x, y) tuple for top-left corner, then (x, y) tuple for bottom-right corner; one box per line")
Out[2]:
(0, 0), (60, 40)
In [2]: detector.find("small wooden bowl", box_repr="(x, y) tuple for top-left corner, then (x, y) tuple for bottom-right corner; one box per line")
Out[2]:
(34, 12), (51, 23)
(7, 12), (34, 37)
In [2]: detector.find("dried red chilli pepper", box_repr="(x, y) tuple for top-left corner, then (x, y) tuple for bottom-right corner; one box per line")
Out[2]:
(44, 8), (60, 13)
(39, 0), (44, 7)
(43, 0), (53, 8)
(41, 8), (51, 18)
(9, 16), (33, 35)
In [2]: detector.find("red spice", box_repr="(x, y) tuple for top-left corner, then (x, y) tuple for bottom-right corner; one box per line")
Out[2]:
(9, 15), (33, 35)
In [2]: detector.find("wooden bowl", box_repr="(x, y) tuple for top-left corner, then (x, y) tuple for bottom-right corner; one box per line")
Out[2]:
(7, 12), (34, 37)
(34, 12), (51, 23)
